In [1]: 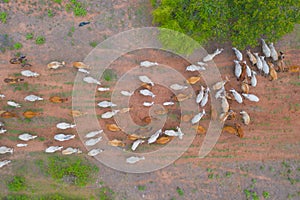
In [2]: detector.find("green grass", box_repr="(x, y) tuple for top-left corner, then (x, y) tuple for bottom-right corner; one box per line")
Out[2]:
(176, 187), (184, 196)
(66, 0), (87, 17)
(73, 4), (87, 17)
(137, 185), (146, 191)
(3, 0), (9, 3)
(98, 187), (115, 200)
(102, 69), (117, 81)
(12, 82), (29, 92)
(48, 9), (54, 17)
(208, 174), (214, 179)
(3, 193), (86, 200)
(35, 36), (46, 45)
(89, 41), (98, 47)
(290, 81), (300, 86)
(6, 135), (19, 141)
(53, 0), (62, 3)
(225, 171), (233, 178)
(26, 33), (33, 40)
(7, 176), (27, 192)
(262, 191), (270, 198)
(68, 26), (75, 37)
(0, 11), (8, 23)
(13, 42), (23, 50)
(46, 155), (99, 186)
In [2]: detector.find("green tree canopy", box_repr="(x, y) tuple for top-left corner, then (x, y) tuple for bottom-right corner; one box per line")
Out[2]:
(152, 0), (300, 49)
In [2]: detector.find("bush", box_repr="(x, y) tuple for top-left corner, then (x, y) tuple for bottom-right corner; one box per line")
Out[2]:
(152, 0), (300, 49)
(35, 36), (46, 45)
(0, 12), (7, 23)
(7, 176), (26, 192)
(47, 155), (98, 186)
(13, 42), (23, 50)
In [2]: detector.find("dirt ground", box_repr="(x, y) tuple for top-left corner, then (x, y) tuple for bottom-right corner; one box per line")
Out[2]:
(0, 0), (299, 199)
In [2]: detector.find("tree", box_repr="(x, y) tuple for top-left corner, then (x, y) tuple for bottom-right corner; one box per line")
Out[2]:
(152, 0), (300, 49)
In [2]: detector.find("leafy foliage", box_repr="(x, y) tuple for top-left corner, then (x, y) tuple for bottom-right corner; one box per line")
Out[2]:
(47, 155), (99, 186)
(7, 176), (26, 192)
(13, 42), (23, 50)
(48, 9), (54, 17)
(152, 0), (300, 49)
(65, 0), (87, 17)
(98, 187), (115, 200)
(53, 0), (62, 4)
(26, 33), (34, 40)
(35, 36), (46, 45)
(103, 69), (117, 81)
(4, 193), (86, 200)
(0, 11), (7, 23)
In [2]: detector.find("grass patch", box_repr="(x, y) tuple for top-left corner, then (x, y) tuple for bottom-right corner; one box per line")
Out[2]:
(89, 41), (98, 48)
(46, 155), (99, 186)
(290, 81), (300, 86)
(176, 187), (184, 196)
(225, 171), (233, 178)
(3, 193), (86, 200)
(3, 0), (9, 3)
(53, 0), (62, 4)
(66, 0), (87, 17)
(6, 135), (19, 141)
(48, 9), (54, 17)
(98, 187), (115, 200)
(36, 36), (46, 45)
(13, 42), (23, 50)
(68, 26), (75, 37)
(263, 191), (270, 199)
(0, 11), (7, 23)
(102, 69), (117, 81)
(7, 176), (27, 192)
(137, 185), (146, 191)
(12, 82), (29, 92)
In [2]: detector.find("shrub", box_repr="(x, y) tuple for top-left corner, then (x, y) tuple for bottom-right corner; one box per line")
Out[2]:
(13, 42), (23, 50)
(7, 176), (26, 192)
(0, 11), (7, 23)
(35, 36), (46, 45)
